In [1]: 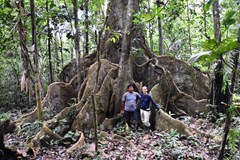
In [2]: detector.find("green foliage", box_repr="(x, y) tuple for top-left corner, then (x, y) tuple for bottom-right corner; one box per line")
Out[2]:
(204, 0), (215, 11)
(228, 105), (239, 119)
(0, 112), (10, 123)
(228, 129), (240, 153)
(20, 120), (42, 142)
(169, 128), (179, 137)
(223, 10), (236, 28)
(191, 38), (238, 64)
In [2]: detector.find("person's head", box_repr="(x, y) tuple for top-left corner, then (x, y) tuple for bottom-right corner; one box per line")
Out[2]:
(127, 84), (134, 93)
(142, 86), (148, 94)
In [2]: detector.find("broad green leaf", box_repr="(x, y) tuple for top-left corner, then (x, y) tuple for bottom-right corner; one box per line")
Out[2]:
(216, 38), (238, 56)
(223, 10), (236, 27)
(202, 39), (218, 51)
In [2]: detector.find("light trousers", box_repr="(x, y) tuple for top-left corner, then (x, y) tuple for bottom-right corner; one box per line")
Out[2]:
(140, 109), (151, 127)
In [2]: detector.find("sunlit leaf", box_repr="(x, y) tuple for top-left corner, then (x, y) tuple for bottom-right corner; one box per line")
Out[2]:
(204, 0), (215, 11)
(223, 10), (236, 27)
(216, 38), (238, 56)
(202, 39), (218, 51)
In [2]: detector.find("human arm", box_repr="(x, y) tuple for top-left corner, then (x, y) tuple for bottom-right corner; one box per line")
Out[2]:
(150, 95), (160, 110)
(121, 93), (126, 113)
(121, 102), (125, 111)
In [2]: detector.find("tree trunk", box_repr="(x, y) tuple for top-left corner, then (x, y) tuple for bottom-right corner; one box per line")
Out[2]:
(203, 0), (210, 39)
(73, 0), (81, 82)
(113, 0), (136, 115)
(46, 0), (53, 83)
(209, 0), (230, 116)
(85, 0), (89, 56)
(148, 0), (153, 51)
(60, 32), (64, 69)
(30, 0), (43, 120)
(212, 0), (221, 42)
(54, 32), (60, 76)
(156, 0), (164, 55)
(187, 0), (192, 55)
(100, 0), (129, 63)
(218, 28), (240, 160)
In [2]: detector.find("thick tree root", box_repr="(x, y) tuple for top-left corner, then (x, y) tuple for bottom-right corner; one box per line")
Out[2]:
(155, 109), (193, 136)
(66, 131), (85, 154)
(31, 123), (63, 154)
(151, 68), (208, 117)
(102, 113), (123, 130)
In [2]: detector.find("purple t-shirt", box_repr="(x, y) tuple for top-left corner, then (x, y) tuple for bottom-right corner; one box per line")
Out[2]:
(122, 92), (141, 111)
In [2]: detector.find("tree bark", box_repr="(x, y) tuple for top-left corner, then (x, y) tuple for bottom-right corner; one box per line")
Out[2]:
(46, 0), (53, 83)
(156, 0), (164, 55)
(60, 32), (64, 69)
(100, 0), (129, 63)
(212, 0), (221, 42)
(54, 32), (60, 76)
(73, 0), (81, 82)
(187, 0), (192, 55)
(218, 28), (240, 160)
(148, 0), (153, 51)
(113, 0), (136, 114)
(30, 0), (43, 120)
(85, 0), (89, 56)
(209, 0), (230, 116)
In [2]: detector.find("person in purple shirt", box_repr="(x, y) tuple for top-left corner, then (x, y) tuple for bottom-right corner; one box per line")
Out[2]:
(122, 84), (141, 130)
(140, 86), (160, 130)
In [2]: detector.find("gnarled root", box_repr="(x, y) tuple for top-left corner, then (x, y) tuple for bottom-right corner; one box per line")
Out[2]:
(31, 123), (63, 155)
(102, 113), (123, 130)
(155, 109), (193, 136)
(66, 131), (85, 154)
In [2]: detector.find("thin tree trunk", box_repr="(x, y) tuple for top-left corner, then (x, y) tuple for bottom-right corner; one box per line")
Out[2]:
(114, 0), (135, 115)
(187, 0), (192, 55)
(46, 0), (53, 83)
(63, 0), (74, 61)
(148, 0), (153, 51)
(60, 32), (64, 69)
(85, 0), (89, 56)
(54, 33), (60, 76)
(91, 30), (102, 152)
(218, 28), (240, 160)
(30, 0), (43, 120)
(212, 0), (221, 42)
(209, 0), (230, 116)
(203, 0), (210, 39)
(156, 0), (164, 55)
(73, 0), (81, 81)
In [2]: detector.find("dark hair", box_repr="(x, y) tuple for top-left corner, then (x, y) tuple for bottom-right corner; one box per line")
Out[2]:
(127, 84), (134, 89)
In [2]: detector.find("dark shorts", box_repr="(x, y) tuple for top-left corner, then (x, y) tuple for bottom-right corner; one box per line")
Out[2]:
(124, 110), (138, 122)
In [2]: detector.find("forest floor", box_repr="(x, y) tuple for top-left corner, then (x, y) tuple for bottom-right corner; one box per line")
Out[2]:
(1, 107), (240, 160)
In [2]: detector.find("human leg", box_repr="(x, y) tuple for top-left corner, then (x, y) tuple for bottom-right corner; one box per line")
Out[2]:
(132, 110), (139, 130)
(140, 109), (151, 127)
(124, 111), (132, 127)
